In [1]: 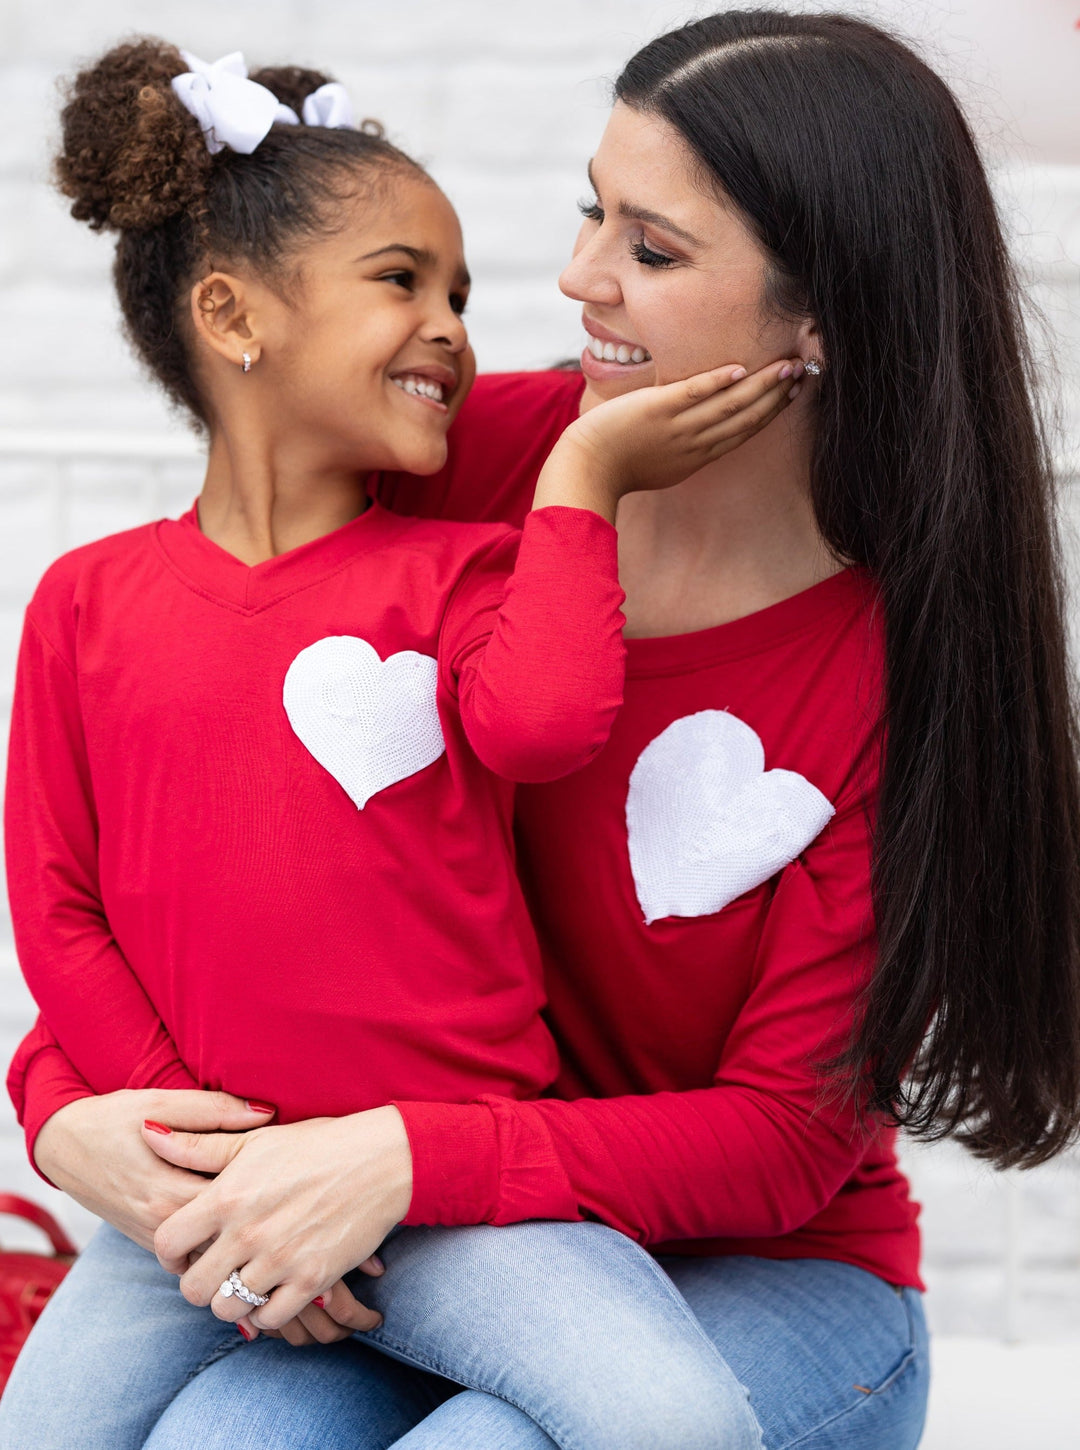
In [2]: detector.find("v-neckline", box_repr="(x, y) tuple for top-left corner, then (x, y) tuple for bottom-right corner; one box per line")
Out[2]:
(153, 499), (409, 614)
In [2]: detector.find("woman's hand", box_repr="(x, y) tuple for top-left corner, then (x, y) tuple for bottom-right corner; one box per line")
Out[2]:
(533, 358), (804, 520)
(33, 1090), (277, 1252)
(143, 1105), (412, 1334)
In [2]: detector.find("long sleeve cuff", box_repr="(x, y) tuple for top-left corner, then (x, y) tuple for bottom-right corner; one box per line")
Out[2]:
(18, 1049), (94, 1185)
(391, 1100), (501, 1226)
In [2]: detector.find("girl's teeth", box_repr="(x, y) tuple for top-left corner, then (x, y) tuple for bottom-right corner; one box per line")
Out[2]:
(586, 335), (651, 365)
(393, 375), (445, 402)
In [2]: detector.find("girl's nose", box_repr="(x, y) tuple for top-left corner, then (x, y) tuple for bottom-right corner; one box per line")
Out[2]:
(559, 225), (621, 307)
(423, 302), (469, 353)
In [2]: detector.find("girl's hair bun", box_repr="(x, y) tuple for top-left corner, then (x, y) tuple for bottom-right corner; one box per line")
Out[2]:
(248, 65), (331, 115)
(249, 65), (386, 138)
(55, 37), (212, 232)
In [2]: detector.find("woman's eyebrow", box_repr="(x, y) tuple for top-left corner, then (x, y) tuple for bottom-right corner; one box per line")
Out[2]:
(586, 159), (705, 250)
(354, 244), (471, 288)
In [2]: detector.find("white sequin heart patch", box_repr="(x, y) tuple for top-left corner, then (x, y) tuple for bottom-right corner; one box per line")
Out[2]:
(283, 636), (445, 810)
(626, 710), (835, 925)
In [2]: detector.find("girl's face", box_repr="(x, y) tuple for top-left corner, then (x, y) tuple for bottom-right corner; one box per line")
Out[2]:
(560, 103), (805, 407)
(243, 175), (474, 475)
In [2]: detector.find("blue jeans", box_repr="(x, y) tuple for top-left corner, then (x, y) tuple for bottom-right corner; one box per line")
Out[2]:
(0, 1220), (928, 1449)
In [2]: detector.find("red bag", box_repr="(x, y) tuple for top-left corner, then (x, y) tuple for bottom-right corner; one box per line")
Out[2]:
(0, 1194), (77, 1394)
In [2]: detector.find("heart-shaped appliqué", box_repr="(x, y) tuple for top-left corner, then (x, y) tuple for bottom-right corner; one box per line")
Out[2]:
(626, 710), (835, 925)
(283, 636), (445, 810)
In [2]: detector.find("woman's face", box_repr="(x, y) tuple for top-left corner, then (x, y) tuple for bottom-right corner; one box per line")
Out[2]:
(560, 103), (806, 406)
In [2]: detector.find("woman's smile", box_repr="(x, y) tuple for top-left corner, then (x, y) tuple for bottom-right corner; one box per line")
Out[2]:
(580, 314), (653, 382)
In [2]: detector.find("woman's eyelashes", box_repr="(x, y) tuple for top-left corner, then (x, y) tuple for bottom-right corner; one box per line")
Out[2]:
(577, 198), (677, 269)
(628, 239), (676, 269)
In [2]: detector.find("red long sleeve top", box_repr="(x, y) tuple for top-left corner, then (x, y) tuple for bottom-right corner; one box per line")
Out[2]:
(5, 501), (625, 1124)
(10, 372), (922, 1289)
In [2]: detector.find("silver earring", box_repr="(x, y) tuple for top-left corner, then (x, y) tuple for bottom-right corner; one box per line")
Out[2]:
(242, 352), (252, 373)
(803, 358), (822, 376)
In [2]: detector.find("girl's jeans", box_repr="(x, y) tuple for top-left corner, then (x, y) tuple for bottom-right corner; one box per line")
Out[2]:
(0, 1219), (928, 1450)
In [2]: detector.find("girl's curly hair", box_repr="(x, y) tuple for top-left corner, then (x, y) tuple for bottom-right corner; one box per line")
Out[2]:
(56, 37), (425, 428)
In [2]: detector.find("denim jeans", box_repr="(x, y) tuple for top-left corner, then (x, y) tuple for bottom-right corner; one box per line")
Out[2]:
(0, 1219), (928, 1450)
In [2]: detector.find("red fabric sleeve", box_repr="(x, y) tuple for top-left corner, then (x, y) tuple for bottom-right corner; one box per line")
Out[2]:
(6, 1016), (94, 1182)
(443, 507), (626, 783)
(5, 609), (199, 1104)
(395, 786), (879, 1244)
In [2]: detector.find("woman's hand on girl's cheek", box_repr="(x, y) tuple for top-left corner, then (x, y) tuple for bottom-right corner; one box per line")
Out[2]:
(33, 1090), (277, 1252)
(146, 1106), (412, 1333)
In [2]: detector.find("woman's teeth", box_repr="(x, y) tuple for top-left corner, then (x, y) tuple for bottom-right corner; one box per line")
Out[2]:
(392, 374), (446, 402)
(586, 336), (651, 365)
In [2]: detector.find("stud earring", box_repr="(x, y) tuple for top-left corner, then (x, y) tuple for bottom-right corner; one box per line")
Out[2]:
(242, 352), (252, 373)
(803, 358), (823, 376)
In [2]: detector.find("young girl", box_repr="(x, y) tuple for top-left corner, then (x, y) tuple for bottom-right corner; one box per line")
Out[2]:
(0, 37), (801, 1449)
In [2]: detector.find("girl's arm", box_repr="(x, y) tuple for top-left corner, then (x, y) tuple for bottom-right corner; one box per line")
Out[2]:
(447, 363), (799, 783)
(6, 600), (198, 1103)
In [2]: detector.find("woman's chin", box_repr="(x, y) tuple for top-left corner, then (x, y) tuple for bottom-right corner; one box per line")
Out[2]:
(579, 369), (654, 414)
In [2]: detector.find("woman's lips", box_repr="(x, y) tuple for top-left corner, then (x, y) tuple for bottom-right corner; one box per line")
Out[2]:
(584, 333), (651, 366)
(580, 316), (652, 380)
(580, 333), (654, 382)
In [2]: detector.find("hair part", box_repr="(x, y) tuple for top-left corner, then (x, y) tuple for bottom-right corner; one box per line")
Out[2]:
(56, 38), (429, 428)
(617, 9), (1080, 1168)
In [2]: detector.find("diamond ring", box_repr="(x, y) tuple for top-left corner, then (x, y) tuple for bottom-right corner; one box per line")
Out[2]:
(219, 1270), (270, 1308)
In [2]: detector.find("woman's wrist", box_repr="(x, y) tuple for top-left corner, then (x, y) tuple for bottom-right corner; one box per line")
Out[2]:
(344, 1105), (414, 1229)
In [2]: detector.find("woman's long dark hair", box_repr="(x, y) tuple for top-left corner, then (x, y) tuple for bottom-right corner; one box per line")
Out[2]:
(617, 10), (1080, 1168)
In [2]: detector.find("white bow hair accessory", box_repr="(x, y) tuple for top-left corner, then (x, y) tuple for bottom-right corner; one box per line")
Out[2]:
(170, 50), (356, 156)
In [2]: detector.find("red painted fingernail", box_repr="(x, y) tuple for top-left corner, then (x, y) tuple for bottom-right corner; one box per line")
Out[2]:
(144, 1120), (172, 1135)
(312, 1296), (325, 1308)
(237, 1323), (253, 1341)
(246, 1100), (276, 1114)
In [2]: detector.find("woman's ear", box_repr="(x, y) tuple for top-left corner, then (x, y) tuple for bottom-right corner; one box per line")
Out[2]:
(794, 315), (824, 372)
(189, 272), (260, 371)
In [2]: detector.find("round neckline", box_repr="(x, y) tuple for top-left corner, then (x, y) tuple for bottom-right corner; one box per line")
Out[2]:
(624, 566), (875, 677)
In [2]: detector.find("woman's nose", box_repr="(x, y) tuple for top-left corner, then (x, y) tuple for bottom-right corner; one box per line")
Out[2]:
(559, 224), (621, 306)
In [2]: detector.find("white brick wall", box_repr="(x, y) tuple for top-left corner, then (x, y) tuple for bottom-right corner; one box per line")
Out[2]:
(1, 0), (1078, 1348)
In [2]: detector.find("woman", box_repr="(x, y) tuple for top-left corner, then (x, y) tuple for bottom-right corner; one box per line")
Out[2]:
(8, 10), (1080, 1448)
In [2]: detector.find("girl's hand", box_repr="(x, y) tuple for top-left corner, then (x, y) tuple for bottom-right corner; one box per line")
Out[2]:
(144, 1105), (412, 1334)
(533, 358), (804, 521)
(32, 1090), (277, 1251)
(242, 1274), (386, 1347)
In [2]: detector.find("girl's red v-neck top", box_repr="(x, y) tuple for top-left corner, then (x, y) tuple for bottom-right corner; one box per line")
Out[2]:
(12, 371), (922, 1289)
(6, 496), (626, 1131)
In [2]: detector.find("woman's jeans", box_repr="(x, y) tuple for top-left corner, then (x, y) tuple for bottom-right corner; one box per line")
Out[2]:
(0, 1220), (928, 1450)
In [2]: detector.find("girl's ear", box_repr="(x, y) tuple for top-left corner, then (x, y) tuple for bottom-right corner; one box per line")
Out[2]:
(189, 273), (260, 370)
